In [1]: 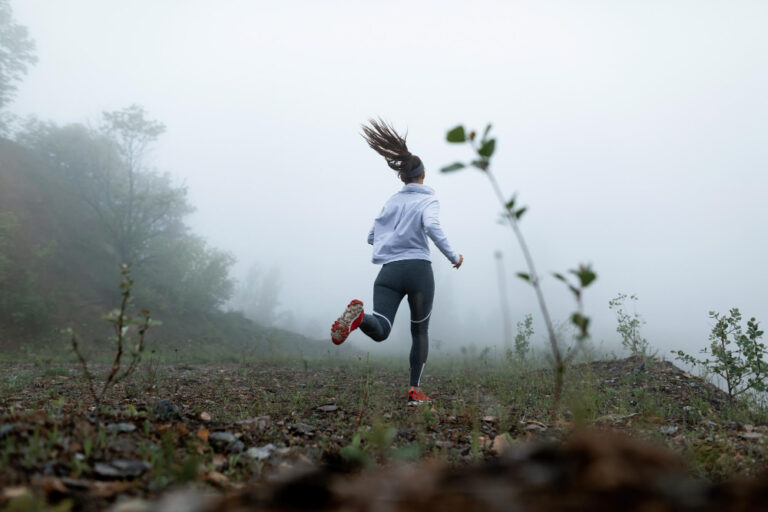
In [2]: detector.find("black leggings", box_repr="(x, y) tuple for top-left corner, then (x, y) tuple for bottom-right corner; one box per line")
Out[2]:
(359, 260), (435, 386)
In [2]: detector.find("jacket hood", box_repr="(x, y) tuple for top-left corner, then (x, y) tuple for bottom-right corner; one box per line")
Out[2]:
(400, 184), (434, 195)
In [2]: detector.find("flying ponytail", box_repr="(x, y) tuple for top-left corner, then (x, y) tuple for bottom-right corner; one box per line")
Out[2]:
(361, 119), (424, 183)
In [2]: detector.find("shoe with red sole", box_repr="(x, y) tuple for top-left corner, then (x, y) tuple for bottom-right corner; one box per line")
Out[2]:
(407, 388), (431, 406)
(331, 299), (364, 345)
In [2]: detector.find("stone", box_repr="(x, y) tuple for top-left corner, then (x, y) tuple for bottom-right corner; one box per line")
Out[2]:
(94, 460), (150, 479)
(245, 443), (276, 460)
(290, 423), (315, 437)
(0, 424), (13, 438)
(153, 400), (180, 421)
(107, 422), (137, 434)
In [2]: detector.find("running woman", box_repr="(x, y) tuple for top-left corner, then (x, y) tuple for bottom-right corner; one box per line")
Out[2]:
(331, 119), (463, 405)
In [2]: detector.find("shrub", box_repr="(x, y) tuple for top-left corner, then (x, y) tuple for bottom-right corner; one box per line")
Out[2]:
(608, 293), (650, 356)
(674, 308), (765, 400)
(512, 314), (534, 360)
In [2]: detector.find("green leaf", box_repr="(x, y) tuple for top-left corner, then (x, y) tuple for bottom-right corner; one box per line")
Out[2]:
(440, 162), (465, 173)
(470, 159), (489, 171)
(571, 313), (590, 337)
(505, 195), (516, 210)
(515, 207), (527, 219)
(482, 123), (493, 142)
(570, 265), (597, 288)
(517, 272), (531, 282)
(552, 273), (566, 282)
(446, 126), (467, 143)
(478, 139), (496, 157)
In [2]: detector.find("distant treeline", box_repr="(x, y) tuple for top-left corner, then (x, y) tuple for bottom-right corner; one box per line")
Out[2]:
(0, 111), (321, 357)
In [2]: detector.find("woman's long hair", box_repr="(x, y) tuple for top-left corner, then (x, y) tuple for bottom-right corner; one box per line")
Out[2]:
(361, 119), (423, 183)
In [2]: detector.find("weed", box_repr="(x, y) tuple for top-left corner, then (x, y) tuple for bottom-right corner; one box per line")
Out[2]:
(609, 293), (651, 356)
(442, 123), (597, 415)
(67, 264), (157, 415)
(512, 314), (534, 361)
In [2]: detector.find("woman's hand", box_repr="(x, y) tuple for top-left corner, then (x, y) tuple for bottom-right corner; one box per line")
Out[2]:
(453, 254), (464, 269)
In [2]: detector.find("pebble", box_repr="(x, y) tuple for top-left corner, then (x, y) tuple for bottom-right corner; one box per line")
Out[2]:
(245, 443), (276, 460)
(107, 422), (137, 434)
(290, 423), (316, 436)
(153, 400), (180, 421)
(94, 460), (150, 479)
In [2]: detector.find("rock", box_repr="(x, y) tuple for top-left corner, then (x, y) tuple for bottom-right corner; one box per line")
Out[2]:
(228, 441), (245, 454)
(209, 432), (237, 444)
(660, 425), (678, 435)
(107, 498), (152, 512)
(212, 454), (228, 470)
(236, 416), (270, 431)
(245, 443), (276, 460)
(317, 404), (338, 413)
(0, 424), (13, 438)
(482, 415), (497, 423)
(200, 412), (211, 422)
(1, 486), (30, 501)
(523, 423), (547, 433)
(739, 432), (763, 440)
(94, 460), (150, 479)
(61, 477), (91, 490)
(492, 434), (513, 455)
(205, 471), (229, 488)
(290, 423), (316, 437)
(107, 422), (137, 434)
(153, 400), (180, 421)
(208, 432), (244, 453)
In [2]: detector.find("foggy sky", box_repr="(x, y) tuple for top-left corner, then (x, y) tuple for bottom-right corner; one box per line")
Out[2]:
(9, 0), (768, 358)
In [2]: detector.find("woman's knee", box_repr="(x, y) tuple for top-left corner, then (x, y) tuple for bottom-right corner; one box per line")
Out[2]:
(370, 330), (389, 342)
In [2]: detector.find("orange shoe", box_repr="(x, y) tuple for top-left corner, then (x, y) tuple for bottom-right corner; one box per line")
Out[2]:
(331, 299), (364, 345)
(407, 388), (431, 406)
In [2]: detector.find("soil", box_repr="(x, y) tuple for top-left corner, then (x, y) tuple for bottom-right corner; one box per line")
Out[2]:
(1, 356), (766, 511)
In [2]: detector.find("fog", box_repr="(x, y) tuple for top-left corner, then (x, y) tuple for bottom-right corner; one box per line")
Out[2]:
(10, 0), (768, 357)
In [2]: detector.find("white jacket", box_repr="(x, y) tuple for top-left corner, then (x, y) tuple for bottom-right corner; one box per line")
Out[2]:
(367, 184), (459, 265)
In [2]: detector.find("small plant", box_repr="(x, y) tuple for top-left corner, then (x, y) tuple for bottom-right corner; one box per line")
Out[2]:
(609, 293), (650, 356)
(442, 123), (597, 413)
(513, 314), (534, 360)
(67, 264), (157, 414)
(674, 308), (766, 401)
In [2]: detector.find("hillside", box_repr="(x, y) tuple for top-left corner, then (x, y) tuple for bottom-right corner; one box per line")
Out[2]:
(0, 137), (322, 358)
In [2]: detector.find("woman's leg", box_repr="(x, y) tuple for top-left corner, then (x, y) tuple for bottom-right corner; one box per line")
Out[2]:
(406, 262), (435, 387)
(359, 264), (405, 342)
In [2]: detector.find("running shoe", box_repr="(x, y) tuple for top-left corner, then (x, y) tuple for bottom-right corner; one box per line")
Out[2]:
(331, 299), (364, 345)
(407, 388), (431, 406)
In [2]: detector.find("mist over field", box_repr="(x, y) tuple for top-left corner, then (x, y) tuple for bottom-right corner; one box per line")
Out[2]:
(5, 0), (768, 358)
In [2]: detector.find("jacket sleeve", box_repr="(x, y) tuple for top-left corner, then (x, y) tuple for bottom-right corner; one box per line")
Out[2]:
(422, 200), (459, 264)
(367, 223), (375, 245)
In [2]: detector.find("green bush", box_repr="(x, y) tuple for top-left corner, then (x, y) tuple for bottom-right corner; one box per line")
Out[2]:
(609, 293), (650, 356)
(674, 308), (765, 400)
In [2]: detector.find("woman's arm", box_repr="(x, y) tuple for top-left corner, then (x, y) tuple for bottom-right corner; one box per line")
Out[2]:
(423, 200), (460, 265)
